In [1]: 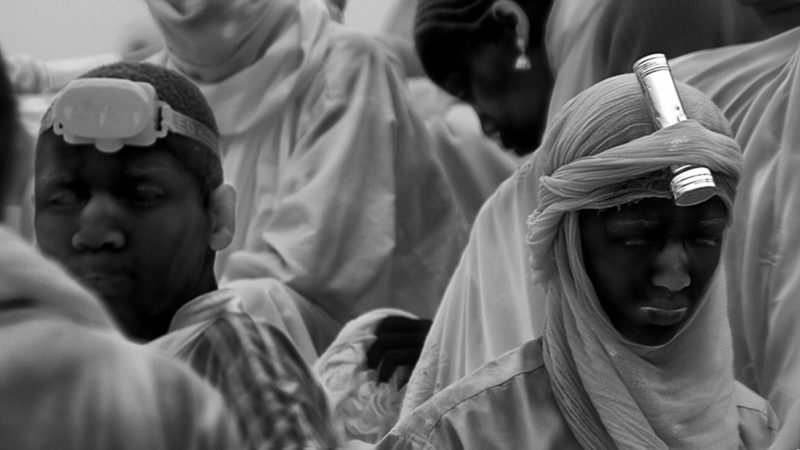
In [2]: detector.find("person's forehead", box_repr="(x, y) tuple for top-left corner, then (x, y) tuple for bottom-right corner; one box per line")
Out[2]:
(36, 136), (187, 179)
(604, 197), (727, 226)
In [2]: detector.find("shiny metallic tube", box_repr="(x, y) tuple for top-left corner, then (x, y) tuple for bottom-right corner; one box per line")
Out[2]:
(633, 53), (717, 207)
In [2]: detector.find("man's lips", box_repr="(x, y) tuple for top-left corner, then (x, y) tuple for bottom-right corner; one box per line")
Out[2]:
(70, 261), (134, 297)
(639, 305), (688, 326)
(638, 294), (690, 326)
(77, 272), (134, 296)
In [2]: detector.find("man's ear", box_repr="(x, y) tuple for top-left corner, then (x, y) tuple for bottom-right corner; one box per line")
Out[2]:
(491, 0), (532, 70)
(207, 183), (236, 251)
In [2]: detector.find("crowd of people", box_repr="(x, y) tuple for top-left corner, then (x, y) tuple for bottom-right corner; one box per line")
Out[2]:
(1, 0), (799, 448)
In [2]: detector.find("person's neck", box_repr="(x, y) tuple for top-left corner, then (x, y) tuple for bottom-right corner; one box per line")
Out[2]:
(129, 272), (219, 343)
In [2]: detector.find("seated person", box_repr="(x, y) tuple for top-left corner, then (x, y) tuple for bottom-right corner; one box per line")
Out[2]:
(32, 62), (338, 448)
(378, 74), (776, 448)
(402, 0), (770, 414)
(0, 50), (241, 450)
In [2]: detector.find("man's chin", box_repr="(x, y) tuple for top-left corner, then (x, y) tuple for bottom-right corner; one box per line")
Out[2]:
(78, 273), (135, 302)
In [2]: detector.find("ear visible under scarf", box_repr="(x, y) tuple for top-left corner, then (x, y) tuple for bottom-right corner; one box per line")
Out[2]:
(491, 0), (531, 71)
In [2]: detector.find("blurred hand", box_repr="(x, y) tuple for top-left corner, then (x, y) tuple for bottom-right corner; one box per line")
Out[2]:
(365, 316), (432, 386)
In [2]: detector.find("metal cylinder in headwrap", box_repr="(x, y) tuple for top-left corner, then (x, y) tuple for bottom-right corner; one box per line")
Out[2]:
(633, 53), (717, 206)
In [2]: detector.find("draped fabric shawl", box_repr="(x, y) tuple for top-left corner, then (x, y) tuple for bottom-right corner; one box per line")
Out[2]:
(526, 75), (743, 448)
(670, 23), (800, 435)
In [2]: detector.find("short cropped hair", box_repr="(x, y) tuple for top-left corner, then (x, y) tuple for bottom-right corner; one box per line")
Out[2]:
(42, 62), (223, 200)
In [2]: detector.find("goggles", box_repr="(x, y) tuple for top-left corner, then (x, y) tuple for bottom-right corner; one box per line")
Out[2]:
(40, 78), (219, 154)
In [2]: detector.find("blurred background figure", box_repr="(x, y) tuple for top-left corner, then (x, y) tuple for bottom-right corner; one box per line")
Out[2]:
(348, 0), (520, 224)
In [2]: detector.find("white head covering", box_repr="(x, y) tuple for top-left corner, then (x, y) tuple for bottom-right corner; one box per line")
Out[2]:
(528, 74), (742, 449)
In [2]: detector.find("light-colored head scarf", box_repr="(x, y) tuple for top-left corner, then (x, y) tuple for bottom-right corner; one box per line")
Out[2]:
(144, 0), (330, 84)
(144, 0), (279, 82)
(528, 74), (742, 449)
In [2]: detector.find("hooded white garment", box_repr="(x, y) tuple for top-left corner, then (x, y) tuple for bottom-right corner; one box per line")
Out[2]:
(145, 0), (468, 355)
(384, 75), (775, 449)
(671, 24), (800, 431)
(400, 0), (770, 416)
(0, 226), (242, 449)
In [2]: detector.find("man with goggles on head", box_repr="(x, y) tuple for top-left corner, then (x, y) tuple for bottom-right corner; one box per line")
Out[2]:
(33, 61), (339, 449)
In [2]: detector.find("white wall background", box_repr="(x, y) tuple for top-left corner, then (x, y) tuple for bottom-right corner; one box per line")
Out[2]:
(0, 0), (404, 60)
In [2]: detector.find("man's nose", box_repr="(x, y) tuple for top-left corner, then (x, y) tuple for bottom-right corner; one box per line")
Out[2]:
(71, 194), (125, 251)
(651, 241), (691, 292)
(478, 114), (501, 138)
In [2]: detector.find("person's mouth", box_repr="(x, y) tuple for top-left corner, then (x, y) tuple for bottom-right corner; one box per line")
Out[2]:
(638, 295), (690, 326)
(80, 272), (133, 292)
(639, 305), (688, 326)
(70, 262), (134, 298)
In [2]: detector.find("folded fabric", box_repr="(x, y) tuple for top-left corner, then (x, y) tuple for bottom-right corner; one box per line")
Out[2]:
(314, 308), (417, 443)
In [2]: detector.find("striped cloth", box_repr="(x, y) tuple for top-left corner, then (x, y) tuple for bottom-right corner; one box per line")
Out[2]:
(176, 312), (340, 449)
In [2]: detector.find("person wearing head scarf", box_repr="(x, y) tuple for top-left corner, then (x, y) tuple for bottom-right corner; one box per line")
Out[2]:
(0, 50), (243, 450)
(668, 1), (800, 440)
(378, 74), (775, 450)
(142, 0), (468, 357)
(400, 0), (770, 415)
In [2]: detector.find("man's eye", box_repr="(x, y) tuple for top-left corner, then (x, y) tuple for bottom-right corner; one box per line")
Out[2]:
(46, 189), (81, 208)
(621, 237), (654, 248)
(691, 235), (722, 248)
(131, 185), (165, 204)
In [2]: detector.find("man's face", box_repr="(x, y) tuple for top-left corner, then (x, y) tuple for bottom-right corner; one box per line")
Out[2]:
(462, 40), (553, 155)
(34, 134), (214, 338)
(579, 196), (728, 346)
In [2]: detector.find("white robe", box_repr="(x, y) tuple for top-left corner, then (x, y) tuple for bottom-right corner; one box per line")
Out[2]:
(672, 26), (800, 427)
(146, 0), (468, 355)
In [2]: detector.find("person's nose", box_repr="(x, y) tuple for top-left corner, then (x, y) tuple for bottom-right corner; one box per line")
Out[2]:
(478, 113), (501, 139)
(71, 194), (125, 251)
(651, 241), (691, 292)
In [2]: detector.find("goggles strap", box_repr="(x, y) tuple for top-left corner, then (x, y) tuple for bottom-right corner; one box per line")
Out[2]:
(159, 104), (219, 153)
